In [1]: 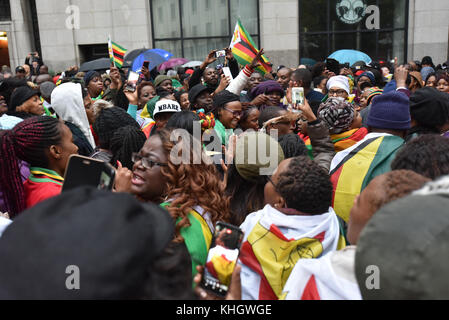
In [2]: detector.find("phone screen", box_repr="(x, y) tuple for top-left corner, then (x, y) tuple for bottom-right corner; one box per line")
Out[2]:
(62, 155), (116, 192)
(222, 67), (233, 81)
(201, 222), (244, 297)
(126, 71), (139, 92)
(215, 50), (226, 58)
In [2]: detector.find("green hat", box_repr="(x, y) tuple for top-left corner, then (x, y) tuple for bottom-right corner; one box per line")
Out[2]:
(154, 75), (172, 88)
(140, 96), (160, 119)
(235, 132), (284, 182)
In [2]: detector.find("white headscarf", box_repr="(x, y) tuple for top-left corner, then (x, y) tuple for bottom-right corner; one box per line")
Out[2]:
(327, 75), (350, 95)
(51, 82), (96, 149)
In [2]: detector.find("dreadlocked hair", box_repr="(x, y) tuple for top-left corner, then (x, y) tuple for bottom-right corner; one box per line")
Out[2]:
(110, 125), (147, 170)
(155, 128), (230, 242)
(0, 116), (62, 218)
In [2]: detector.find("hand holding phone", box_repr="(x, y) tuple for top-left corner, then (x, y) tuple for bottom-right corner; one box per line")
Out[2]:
(201, 222), (244, 297)
(222, 67), (233, 81)
(62, 155), (116, 192)
(215, 50), (226, 59)
(125, 71), (139, 92)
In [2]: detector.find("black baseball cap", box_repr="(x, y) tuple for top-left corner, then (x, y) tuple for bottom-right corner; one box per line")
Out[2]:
(15, 66), (26, 73)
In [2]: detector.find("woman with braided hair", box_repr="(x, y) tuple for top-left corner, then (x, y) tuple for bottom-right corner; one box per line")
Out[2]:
(115, 128), (230, 278)
(0, 117), (78, 218)
(109, 125), (147, 170)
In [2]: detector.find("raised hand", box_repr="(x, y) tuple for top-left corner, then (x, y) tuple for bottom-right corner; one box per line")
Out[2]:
(202, 50), (218, 69)
(249, 48), (265, 70)
(395, 65), (409, 88)
(123, 82), (139, 105)
(294, 99), (317, 122)
(114, 161), (133, 193)
(109, 64), (123, 90)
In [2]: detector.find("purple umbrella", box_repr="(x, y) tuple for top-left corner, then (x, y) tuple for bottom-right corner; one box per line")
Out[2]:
(158, 58), (189, 71)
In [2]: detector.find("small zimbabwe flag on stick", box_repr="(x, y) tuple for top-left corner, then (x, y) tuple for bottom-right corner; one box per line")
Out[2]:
(230, 19), (272, 75)
(108, 35), (127, 68)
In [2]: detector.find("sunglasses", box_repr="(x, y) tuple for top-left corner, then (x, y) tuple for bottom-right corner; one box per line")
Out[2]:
(132, 153), (168, 170)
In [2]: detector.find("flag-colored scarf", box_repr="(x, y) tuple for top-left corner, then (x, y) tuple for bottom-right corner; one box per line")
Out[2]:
(160, 203), (214, 278)
(239, 204), (346, 300)
(282, 246), (361, 300)
(300, 127), (368, 156)
(330, 133), (405, 222)
(331, 127), (368, 152)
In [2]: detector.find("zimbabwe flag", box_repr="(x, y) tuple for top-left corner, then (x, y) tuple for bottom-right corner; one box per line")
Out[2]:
(230, 19), (272, 75)
(329, 134), (405, 222)
(108, 36), (127, 68)
(160, 202), (213, 279)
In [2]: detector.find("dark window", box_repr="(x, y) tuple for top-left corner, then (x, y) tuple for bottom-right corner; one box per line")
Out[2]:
(150, 0), (260, 61)
(78, 44), (108, 64)
(298, 0), (408, 63)
(0, 0), (11, 21)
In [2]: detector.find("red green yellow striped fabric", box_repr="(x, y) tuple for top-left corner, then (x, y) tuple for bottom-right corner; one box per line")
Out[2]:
(300, 127), (368, 159)
(108, 37), (127, 68)
(330, 135), (405, 222)
(331, 127), (368, 152)
(160, 203), (213, 278)
(230, 19), (272, 75)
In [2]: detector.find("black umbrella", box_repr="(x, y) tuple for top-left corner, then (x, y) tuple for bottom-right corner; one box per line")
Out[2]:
(124, 48), (148, 67)
(79, 58), (131, 72)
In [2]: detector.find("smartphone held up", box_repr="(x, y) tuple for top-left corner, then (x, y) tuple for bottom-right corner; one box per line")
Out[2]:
(290, 87), (305, 115)
(62, 155), (116, 192)
(201, 222), (244, 297)
(126, 71), (140, 93)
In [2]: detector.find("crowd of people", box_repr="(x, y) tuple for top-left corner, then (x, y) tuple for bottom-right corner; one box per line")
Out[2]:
(1, 46), (449, 300)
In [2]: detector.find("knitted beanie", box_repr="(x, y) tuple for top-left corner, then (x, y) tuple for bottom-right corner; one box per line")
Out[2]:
(421, 67), (435, 83)
(93, 107), (140, 149)
(366, 87), (384, 105)
(250, 80), (285, 99)
(367, 91), (411, 130)
(358, 71), (375, 85)
(83, 71), (100, 86)
(154, 75), (172, 88)
(410, 87), (449, 128)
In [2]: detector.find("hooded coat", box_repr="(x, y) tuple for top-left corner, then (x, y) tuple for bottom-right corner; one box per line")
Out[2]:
(51, 82), (96, 155)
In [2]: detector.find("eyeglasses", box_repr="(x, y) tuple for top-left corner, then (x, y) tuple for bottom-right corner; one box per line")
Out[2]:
(132, 153), (168, 170)
(328, 89), (348, 97)
(223, 107), (243, 118)
(266, 175), (279, 192)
